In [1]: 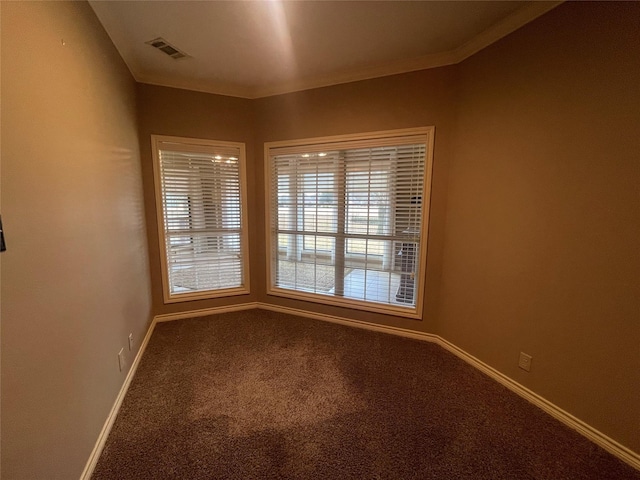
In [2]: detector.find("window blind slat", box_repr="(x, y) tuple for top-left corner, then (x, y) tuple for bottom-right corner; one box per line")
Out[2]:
(155, 137), (247, 299)
(268, 135), (429, 311)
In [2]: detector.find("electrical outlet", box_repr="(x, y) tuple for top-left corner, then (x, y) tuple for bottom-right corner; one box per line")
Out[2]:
(128, 333), (134, 351)
(519, 352), (532, 372)
(118, 348), (126, 372)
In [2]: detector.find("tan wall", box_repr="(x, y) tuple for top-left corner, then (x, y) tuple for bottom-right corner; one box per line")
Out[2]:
(138, 68), (456, 331)
(1, 2), (153, 478)
(136, 84), (259, 315)
(135, 3), (639, 453)
(254, 68), (457, 333)
(439, 2), (640, 451)
(3, 2), (638, 477)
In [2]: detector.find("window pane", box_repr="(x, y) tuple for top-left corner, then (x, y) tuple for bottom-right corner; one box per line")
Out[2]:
(168, 233), (243, 293)
(269, 130), (432, 316)
(154, 136), (248, 301)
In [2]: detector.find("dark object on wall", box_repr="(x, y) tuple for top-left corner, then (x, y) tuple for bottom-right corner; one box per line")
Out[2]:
(0, 215), (6, 252)
(396, 196), (421, 303)
(396, 235), (417, 303)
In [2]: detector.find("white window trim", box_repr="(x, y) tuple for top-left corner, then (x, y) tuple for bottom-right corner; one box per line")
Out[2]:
(264, 127), (435, 320)
(151, 134), (251, 303)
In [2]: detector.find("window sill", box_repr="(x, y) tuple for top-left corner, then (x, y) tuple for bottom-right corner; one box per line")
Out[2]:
(266, 285), (422, 320)
(163, 285), (250, 304)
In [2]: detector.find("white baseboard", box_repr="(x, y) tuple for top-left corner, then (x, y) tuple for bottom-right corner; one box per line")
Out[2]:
(436, 336), (640, 470)
(79, 317), (158, 480)
(79, 301), (259, 479)
(154, 302), (260, 323)
(81, 301), (640, 478)
(257, 302), (440, 344)
(256, 302), (640, 471)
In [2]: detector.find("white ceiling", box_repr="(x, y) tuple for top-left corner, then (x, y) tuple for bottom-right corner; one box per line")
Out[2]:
(89, 1), (560, 99)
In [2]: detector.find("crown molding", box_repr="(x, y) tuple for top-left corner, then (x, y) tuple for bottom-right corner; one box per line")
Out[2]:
(134, 72), (257, 99)
(252, 1), (563, 99)
(135, 1), (563, 99)
(250, 51), (458, 99)
(452, 1), (563, 63)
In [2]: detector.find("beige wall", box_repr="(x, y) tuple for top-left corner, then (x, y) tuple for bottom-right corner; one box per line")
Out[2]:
(136, 73), (455, 330)
(253, 68), (457, 332)
(134, 2), (639, 455)
(2, 1), (638, 477)
(138, 68), (456, 330)
(439, 2), (640, 452)
(1, 2), (153, 478)
(136, 84), (259, 315)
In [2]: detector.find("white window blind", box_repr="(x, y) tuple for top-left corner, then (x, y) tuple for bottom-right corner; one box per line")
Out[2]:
(266, 128), (433, 318)
(152, 135), (249, 302)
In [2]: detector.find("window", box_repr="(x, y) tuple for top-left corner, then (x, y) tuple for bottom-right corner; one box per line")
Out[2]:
(152, 135), (250, 303)
(265, 127), (434, 318)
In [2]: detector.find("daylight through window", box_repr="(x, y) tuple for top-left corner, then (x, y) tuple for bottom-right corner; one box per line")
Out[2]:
(266, 128), (434, 318)
(152, 135), (249, 303)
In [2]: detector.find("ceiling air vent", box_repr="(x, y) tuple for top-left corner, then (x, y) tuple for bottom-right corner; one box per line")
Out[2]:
(145, 37), (189, 59)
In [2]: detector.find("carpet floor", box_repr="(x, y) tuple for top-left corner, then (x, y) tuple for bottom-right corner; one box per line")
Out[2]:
(92, 310), (639, 479)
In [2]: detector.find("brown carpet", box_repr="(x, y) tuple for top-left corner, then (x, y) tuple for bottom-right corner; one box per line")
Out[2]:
(92, 310), (640, 479)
